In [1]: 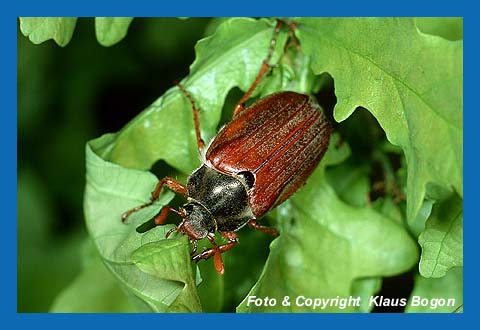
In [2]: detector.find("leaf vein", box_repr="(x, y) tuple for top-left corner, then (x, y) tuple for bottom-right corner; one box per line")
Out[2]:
(307, 27), (460, 131)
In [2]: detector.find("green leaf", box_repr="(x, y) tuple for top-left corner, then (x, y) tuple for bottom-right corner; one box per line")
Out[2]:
(19, 17), (77, 47)
(237, 137), (419, 312)
(405, 267), (462, 313)
(84, 134), (201, 312)
(415, 17), (463, 41)
(296, 18), (463, 223)
(418, 194), (463, 278)
(351, 277), (382, 313)
(95, 17), (133, 46)
(408, 199), (434, 237)
(131, 240), (202, 312)
(326, 161), (370, 207)
(371, 197), (404, 224)
(50, 248), (140, 312)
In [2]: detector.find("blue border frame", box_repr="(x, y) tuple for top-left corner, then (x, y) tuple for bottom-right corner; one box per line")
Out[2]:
(7, 0), (473, 329)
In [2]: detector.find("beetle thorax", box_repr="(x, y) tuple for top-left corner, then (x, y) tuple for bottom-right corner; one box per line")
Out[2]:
(185, 164), (255, 234)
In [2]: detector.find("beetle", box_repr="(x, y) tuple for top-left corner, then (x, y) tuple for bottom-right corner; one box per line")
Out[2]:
(121, 20), (332, 275)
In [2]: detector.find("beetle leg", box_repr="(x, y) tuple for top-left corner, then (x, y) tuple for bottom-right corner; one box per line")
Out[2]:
(190, 239), (198, 256)
(285, 20), (300, 51)
(175, 82), (205, 153)
(233, 20), (284, 117)
(192, 232), (239, 275)
(121, 177), (187, 222)
(191, 233), (218, 261)
(248, 220), (279, 237)
(154, 206), (186, 226)
(166, 226), (178, 239)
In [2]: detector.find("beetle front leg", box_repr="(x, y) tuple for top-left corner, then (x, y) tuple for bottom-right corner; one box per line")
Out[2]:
(192, 232), (238, 275)
(121, 177), (187, 222)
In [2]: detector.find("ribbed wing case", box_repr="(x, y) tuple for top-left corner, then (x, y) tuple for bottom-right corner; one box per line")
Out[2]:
(206, 92), (332, 218)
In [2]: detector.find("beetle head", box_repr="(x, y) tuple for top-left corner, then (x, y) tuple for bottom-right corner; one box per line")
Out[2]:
(177, 202), (214, 241)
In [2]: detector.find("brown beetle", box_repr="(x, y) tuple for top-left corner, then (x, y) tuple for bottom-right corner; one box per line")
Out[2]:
(122, 21), (332, 275)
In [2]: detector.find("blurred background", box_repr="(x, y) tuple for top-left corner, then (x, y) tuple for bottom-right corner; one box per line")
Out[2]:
(17, 18), (214, 312)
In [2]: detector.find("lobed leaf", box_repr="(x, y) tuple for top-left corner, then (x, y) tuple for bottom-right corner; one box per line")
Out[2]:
(406, 267), (463, 313)
(85, 135), (201, 312)
(415, 17), (463, 41)
(296, 18), (463, 223)
(131, 239), (202, 312)
(19, 17), (78, 47)
(50, 251), (141, 312)
(418, 194), (463, 278)
(95, 17), (133, 46)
